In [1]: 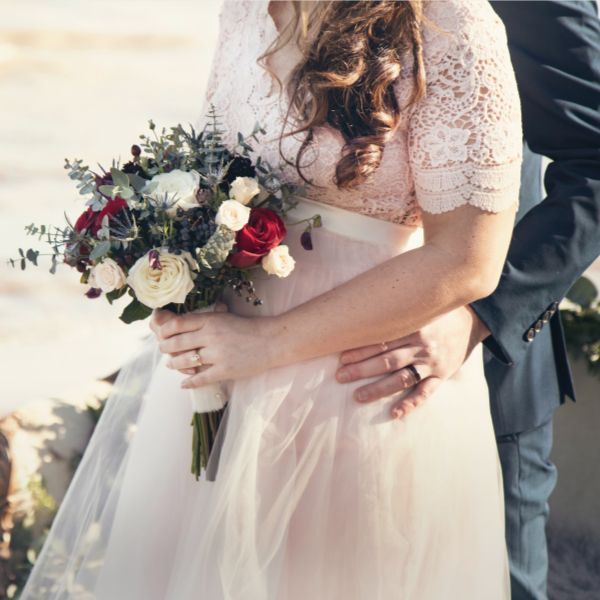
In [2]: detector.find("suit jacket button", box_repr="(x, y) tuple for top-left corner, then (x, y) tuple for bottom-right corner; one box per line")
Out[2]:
(542, 311), (552, 323)
(550, 301), (559, 312)
(534, 320), (543, 333)
(526, 328), (536, 342)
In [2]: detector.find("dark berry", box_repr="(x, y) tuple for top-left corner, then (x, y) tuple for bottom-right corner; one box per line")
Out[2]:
(75, 261), (87, 273)
(131, 145), (141, 157)
(223, 155), (257, 184)
(124, 255), (136, 266)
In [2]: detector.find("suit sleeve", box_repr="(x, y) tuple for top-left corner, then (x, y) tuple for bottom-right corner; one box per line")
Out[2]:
(472, 0), (600, 366)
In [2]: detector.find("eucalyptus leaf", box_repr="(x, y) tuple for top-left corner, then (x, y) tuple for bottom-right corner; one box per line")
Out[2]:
(566, 276), (598, 308)
(49, 254), (57, 275)
(26, 249), (39, 265)
(89, 241), (111, 260)
(99, 185), (117, 197)
(141, 181), (159, 196)
(118, 188), (134, 199)
(119, 297), (153, 324)
(127, 172), (148, 192)
(110, 168), (130, 188)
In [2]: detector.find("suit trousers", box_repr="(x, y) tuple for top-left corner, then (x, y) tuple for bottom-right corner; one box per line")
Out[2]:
(496, 415), (557, 600)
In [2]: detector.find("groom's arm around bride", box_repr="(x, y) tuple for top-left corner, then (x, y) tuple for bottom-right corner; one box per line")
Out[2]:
(336, 2), (600, 599)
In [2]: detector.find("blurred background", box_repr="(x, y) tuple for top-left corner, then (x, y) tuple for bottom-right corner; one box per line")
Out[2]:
(0, 0), (222, 415)
(0, 2), (599, 598)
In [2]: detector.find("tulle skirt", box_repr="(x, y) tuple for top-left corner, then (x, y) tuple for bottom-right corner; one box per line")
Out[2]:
(21, 204), (509, 600)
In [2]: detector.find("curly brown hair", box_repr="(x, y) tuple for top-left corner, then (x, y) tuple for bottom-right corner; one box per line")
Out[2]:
(260, 1), (427, 190)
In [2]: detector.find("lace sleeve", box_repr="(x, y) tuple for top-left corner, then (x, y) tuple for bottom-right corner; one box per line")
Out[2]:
(407, 2), (522, 215)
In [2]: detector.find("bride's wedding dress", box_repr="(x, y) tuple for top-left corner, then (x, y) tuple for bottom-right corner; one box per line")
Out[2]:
(21, 2), (522, 599)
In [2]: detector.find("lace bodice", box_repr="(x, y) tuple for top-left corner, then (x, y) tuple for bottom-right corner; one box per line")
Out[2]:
(202, 0), (522, 226)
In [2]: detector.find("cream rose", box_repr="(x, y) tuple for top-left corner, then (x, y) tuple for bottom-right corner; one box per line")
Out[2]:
(262, 245), (295, 278)
(89, 258), (126, 293)
(215, 199), (251, 232)
(229, 176), (260, 206)
(146, 169), (200, 216)
(126, 249), (195, 309)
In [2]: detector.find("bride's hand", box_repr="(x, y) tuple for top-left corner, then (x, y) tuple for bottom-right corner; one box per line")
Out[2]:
(150, 304), (229, 376)
(150, 307), (280, 388)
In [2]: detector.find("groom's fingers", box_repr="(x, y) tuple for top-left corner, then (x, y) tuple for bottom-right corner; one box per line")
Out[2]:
(391, 377), (442, 419)
(337, 347), (416, 384)
(352, 364), (429, 403)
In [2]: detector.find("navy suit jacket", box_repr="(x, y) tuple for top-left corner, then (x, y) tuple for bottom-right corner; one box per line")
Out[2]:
(473, 1), (600, 436)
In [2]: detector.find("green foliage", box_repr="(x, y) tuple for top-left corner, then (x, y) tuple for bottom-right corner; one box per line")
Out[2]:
(566, 276), (598, 308)
(119, 297), (153, 324)
(106, 285), (128, 305)
(64, 158), (105, 210)
(88, 241), (111, 260)
(561, 276), (600, 380)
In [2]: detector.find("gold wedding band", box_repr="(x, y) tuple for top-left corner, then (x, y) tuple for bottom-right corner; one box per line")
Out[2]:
(406, 364), (422, 385)
(192, 351), (202, 367)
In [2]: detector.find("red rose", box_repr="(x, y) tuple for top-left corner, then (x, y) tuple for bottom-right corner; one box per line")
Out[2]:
(74, 207), (98, 235)
(94, 197), (129, 235)
(228, 208), (287, 268)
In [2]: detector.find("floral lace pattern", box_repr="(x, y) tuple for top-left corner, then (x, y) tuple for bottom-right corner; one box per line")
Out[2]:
(202, 1), (522, 226)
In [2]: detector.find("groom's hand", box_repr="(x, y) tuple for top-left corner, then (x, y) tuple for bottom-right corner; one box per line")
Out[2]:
(336, 306), (491, 418)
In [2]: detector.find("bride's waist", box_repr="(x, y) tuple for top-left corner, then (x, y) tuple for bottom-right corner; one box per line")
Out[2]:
(290, 198), (423, 251)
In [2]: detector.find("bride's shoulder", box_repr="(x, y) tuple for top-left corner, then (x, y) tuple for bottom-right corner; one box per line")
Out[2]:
(422, 1), (508, 67)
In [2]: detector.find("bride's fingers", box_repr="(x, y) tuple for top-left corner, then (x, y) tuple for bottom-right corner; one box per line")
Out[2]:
(159, 330), (205, 355)
(180, 364), (221, 389)
(178, 368), (198, 376)
(166, 350), (208, 371)
(150, 309), (178, 337)
(339, 337), (409, 365)
(353, 364), (430, 403)
(391, 377), (442, 419)
(158, 312), (212, 340)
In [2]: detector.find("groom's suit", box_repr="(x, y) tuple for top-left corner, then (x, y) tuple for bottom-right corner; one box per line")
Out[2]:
(474, 2), (600, 599)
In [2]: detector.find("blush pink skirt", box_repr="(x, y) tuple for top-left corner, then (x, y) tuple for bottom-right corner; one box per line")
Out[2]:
(21, 200), (509, 600)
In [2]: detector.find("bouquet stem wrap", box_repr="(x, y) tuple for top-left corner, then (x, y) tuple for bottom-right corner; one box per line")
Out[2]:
(189, 304), (227, 481)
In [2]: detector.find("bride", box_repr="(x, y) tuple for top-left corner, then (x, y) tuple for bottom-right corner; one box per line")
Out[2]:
(22, 1), (522, 599)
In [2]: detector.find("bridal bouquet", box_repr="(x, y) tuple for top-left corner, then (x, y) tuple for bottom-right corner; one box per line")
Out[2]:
(11, 107), (320, 480)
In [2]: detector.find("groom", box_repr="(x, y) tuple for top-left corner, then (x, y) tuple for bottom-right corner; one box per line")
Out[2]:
(336, 2), (600, 599)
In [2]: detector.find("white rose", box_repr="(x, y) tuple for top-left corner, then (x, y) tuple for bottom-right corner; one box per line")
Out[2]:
(229, 176), (260, 206)
(126, 248), (195, 309)
(262, 245), (295, 278)
(215, 199), (251, 232)
(89, 258), (126, 293)
(146, 169), (200, 216)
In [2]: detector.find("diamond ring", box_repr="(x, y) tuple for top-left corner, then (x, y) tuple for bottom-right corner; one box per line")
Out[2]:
(192, 351), (202, 367)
